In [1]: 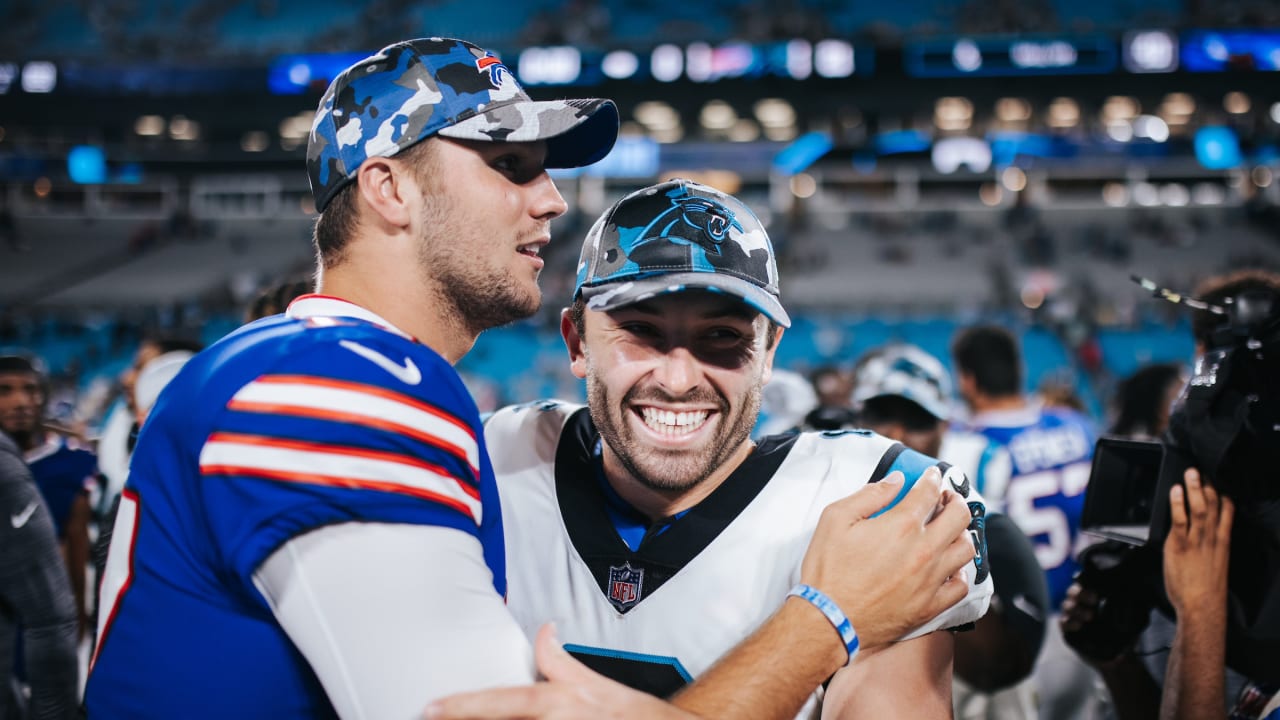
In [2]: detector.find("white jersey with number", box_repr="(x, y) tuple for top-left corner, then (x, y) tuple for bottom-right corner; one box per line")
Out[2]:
(488, 401), (993, 719)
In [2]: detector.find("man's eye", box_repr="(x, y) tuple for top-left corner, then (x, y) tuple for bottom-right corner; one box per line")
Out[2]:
(619, 323), (658, 337)
(493, 155), (518, 172)
(706, 328), (746, 342)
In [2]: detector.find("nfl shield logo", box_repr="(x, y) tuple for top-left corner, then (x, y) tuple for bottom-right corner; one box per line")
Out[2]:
(607, 562), (645, 612)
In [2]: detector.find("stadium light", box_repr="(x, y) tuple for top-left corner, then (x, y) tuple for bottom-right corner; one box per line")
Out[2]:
(789, 173), (817, 198)
(1046, 98), (1080, 128)
(754, 98), (796, 129)
(169, 115), (200, 141)
(21, 61), (56, 93)
(935, 97), (973, 131)
(601, 50), (639, 80)
(651, 44), (683, 82)
(1160, 93), (1196, 126)
(700, 100), (737, 131)
(728, 119), (761, 142)
(1133, 115), (1170, 142)
(814, 40), (854, 78)
(135, 115), (165, 137)
(1001, 167), (1027, 192)
(634, 101), (679, 131)
(996, 98), (1031, 123)
(241, 131), (269, 153)
(1224, 91), (1251, 115)
(1271, 102), (1280, 124)
(1102, 96), (1140, 122)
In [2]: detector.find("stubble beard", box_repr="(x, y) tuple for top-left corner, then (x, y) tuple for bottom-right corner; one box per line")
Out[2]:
(416, 197), (542, 336)
(586, 365), (764, 496)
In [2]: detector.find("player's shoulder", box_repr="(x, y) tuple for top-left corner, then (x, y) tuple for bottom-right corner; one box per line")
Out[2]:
(789, 427), (898, 464)
(485, 399), (583, 440)
(484, 400), (584, 472)
(199, 314), (465, 405)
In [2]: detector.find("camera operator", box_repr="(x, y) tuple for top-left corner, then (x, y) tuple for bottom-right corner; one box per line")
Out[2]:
(1061, 269), (1280, 720)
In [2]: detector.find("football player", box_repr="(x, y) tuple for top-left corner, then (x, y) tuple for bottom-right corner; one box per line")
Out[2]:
(951, 325), (1098, 719)
(444, 180), (993, 719)
(85, 37), (620, 718)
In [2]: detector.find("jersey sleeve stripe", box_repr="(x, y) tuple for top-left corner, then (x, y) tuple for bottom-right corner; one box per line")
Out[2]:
(258, 374), (475, 438)
(206, 432), (480, 498)
(199, 437), (483, 522)
(869, 442), (906, 483)
(228, 377), (480, 478)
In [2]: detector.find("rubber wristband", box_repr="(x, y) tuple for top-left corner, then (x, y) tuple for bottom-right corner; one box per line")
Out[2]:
(788, 583), (860, 665)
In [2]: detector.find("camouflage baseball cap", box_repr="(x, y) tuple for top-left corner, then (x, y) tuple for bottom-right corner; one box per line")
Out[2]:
(574, 179), (790, 327)
(853, 344), (953, 421)
(307, 37), (619, 211)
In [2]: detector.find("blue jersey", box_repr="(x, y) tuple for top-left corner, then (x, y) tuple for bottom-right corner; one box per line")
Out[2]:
(25, 437), (97, 538)
(967, 405), (1094, 609)
(85, 296), (506, 718)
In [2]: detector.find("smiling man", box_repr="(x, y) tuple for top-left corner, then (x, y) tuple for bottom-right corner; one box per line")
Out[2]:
(84, 37), (619, 719)
(478, 179), (994, 719)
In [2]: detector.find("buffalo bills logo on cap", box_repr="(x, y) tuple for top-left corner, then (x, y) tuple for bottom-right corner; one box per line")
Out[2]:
(607, 562), (645, 612)
(474, 52), (510, 89)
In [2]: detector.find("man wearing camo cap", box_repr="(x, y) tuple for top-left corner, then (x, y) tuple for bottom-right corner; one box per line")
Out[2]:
(85, 37), (626, 718)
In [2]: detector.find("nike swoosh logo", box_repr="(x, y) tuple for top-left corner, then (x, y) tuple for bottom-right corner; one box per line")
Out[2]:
(339, 340), (422, 385)
(11, 501), (38, 529)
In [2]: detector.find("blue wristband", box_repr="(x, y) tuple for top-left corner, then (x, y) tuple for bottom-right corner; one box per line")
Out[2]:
(788, 583), (860, 664)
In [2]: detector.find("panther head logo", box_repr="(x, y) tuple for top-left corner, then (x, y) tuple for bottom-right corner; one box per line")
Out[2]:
(634, 196), (743, 255)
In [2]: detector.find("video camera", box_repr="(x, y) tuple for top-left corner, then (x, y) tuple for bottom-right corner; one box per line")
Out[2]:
(1069, 275), (1280, 683)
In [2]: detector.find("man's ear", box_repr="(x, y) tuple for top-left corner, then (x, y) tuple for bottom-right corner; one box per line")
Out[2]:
(355, 157), (413, 228)
(561, 309), (588, 380)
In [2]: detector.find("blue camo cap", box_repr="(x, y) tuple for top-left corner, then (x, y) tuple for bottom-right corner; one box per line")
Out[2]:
(853, 344), (953, 421)
(574, 179), (790, 328)
(308, 37), (620, 211)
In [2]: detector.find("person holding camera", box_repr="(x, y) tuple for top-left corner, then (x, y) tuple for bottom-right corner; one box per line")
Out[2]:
(1061, 269), (1280, 720)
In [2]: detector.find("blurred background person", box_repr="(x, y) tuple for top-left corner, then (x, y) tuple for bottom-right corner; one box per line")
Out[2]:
(952, 325), (1099, 720)
(0, 423), (78, 720)
(0, 355), (94, 642)
(854, 343), (1049, 720)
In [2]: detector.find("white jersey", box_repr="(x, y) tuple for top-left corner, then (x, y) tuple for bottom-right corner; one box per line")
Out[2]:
(488, 401), (993, 718)
(940, 430), (1014, 512)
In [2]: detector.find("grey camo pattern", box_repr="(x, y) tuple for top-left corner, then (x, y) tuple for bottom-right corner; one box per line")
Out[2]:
(307, 37), (616, 211)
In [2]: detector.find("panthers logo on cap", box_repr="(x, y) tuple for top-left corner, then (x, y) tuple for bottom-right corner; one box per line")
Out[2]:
(635, 196), (744, 256)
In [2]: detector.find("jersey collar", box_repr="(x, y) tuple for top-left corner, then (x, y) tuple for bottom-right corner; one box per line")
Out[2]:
(285, 294), (414, 341)
(970, 399), (1044, 428)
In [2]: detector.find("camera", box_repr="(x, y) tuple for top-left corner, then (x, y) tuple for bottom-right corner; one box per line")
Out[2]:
(1070, 277), (1280, 683)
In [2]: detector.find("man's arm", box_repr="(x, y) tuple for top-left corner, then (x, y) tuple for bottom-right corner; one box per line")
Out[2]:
(0, 455), (78, 720)
(670, 467), (974, 719)
(1160, 468), (1232, 720)
(255, 522), (536, 720)
(428, 467), (977, 720)
(822, 632), (953, 718)
(65, 492), (92, 639)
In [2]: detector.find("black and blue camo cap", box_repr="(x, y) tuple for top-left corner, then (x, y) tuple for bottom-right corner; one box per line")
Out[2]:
(307, 37), (619, 211)
(573, 179), (790, 328)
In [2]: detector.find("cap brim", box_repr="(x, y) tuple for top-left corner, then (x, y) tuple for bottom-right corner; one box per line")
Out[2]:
(578, 272), (791, 328)
(857, 390), (950, 421)
(437, 98), (619, 168)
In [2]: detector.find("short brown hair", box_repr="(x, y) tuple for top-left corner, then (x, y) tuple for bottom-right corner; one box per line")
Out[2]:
(311, 139), (439, 269)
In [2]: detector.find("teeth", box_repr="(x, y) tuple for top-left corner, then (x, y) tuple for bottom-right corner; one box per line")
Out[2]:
(639, 407), (709, 435)
(519, 244), (541, 256)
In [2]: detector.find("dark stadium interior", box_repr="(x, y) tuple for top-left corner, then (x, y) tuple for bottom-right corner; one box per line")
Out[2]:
(0, 0), (1277, 414)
